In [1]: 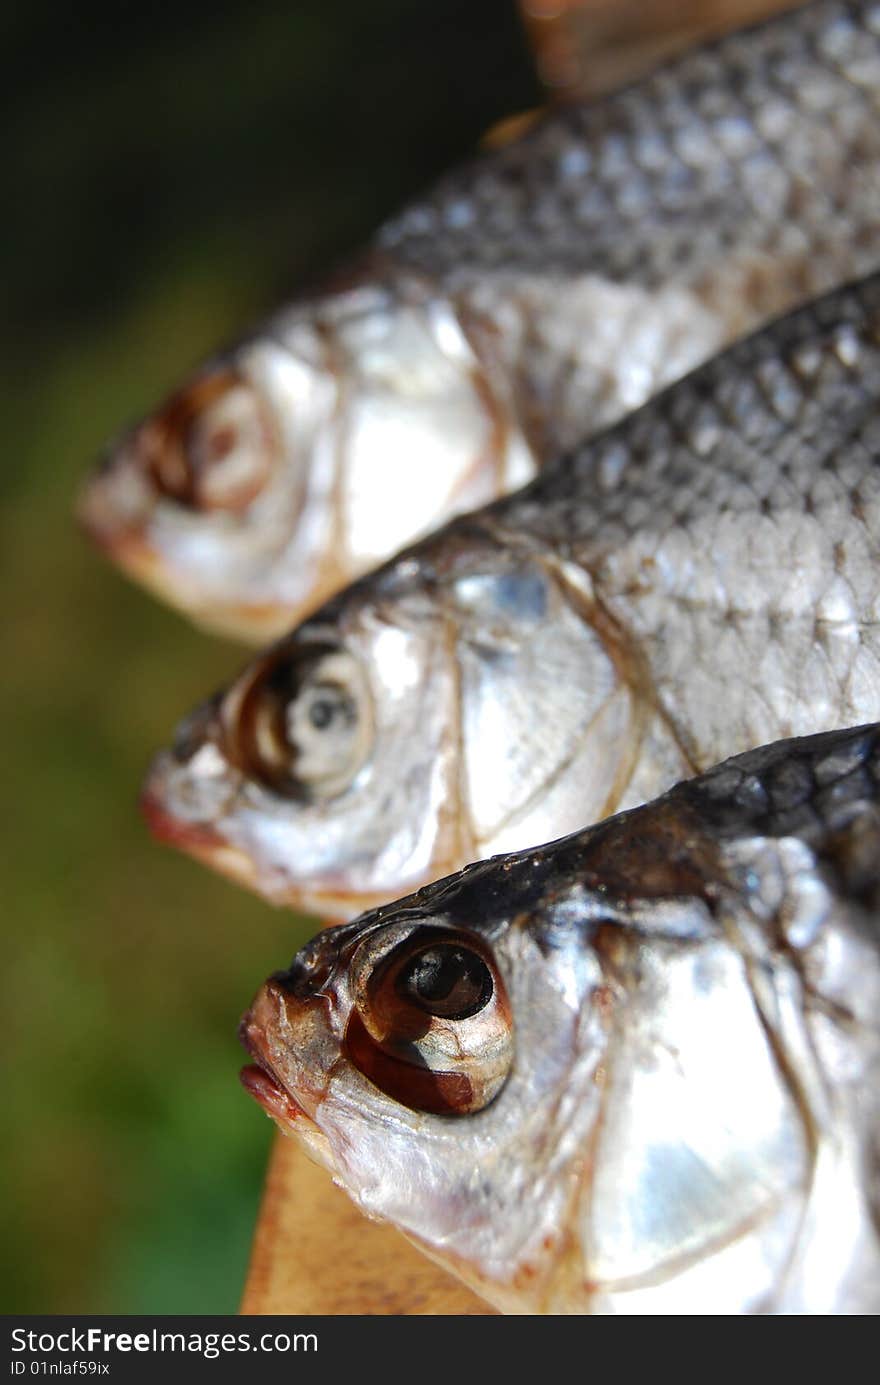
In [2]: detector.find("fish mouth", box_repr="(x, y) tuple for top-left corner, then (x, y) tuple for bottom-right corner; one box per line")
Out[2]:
(141, 733), (440, 921)
(79, 464), (289, 642)
(239, 1060), (306, 1130)
(238, 986), (339, 1177)
(140, 753), (422, 922)
(77, 451), (156, 557)
(142, 789), (263, 892)
(239, 1002), (308, 1132)
(78, 486), (158, 574)
(239, 1063), (302, 1124)
(78, 476), (207, 619)
(78, 493), (212, 624)
(140, 780), (229, 851)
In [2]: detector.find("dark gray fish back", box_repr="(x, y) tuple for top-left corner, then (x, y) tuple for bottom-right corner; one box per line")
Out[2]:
(379, 0), (880, 289)
(677, 722), (880, 842)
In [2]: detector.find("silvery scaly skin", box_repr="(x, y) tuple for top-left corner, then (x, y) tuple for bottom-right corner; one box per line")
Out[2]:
(142, 275), (880, 921)
(240, 725), (880, 1314)
(81, 0), (880, 642)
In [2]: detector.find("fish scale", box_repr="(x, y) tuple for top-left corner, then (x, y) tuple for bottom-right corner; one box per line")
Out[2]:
(382, 1), (879, 284)
(385, 0), (880, 451)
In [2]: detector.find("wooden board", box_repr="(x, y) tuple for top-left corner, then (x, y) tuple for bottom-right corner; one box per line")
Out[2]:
(520, 0), (804, 99)
(240, 1135), (494, 1315)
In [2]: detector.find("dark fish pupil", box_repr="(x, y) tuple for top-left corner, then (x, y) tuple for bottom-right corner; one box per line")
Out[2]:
(400, 945), (492, 1021)
(202, 423), (237, 465)
(305, 683), (356, 733)
(309, 698), (337, 730)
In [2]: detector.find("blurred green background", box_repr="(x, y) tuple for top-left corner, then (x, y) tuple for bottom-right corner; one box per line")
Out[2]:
(2, 0), (536, 1313)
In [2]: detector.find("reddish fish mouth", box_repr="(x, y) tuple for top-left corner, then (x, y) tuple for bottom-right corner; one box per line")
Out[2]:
(76, 470), (156, 563)
(239, 1013), (306, 1127)
(139, 773), (262, 892)
(239, 1063), (305, 1124)
(140, 780), (229, 853)
(78, 506), (144, 557)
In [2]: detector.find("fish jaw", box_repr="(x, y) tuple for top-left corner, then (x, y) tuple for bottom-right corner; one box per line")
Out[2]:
(140, 586), (471, 919)
(238, 980), (338, 1174)
(140, 747), (366, 919)
(78, 457), (298, 641)
(139, 768), (270, 898)
(239, 1064), (304, 1132)
(76, 444), (190, 612)
(77, 445), (152, 557)
(79, 492), (301, 644)
(142, 754), (446, 921)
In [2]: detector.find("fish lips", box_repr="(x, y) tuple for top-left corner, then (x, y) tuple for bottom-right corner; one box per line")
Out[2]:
(238, 982), (317, 1134)
(239, 1062), (303, 1126)
(140, 748), (423, 922)
(79, 453), (290, 642)
(138, 745), (266, 893)
(140, 771), (252, 869)
(77, 442), (158, 557)
(78, 484), (164, 580)
(78, 470), (218, 624)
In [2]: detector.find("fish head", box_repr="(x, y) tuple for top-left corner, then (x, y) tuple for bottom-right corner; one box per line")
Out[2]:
(141, 544), (463, 918)
(238, 849), (595, 1310)
(238, 802), (849, 1314)
(143, 523), (648, 917)
(79, 277), (532, 642)
(79, 347), (318, 643)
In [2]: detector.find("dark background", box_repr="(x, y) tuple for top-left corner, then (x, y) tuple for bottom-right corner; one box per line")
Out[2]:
(1, 0), (537, 1313)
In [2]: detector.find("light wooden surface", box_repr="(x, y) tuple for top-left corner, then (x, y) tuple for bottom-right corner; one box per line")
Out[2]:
(240, 1134), (493, 1315)
(521, 0), (804, 98)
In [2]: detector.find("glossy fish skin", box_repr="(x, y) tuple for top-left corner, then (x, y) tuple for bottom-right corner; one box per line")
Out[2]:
(143, 275), (880, 920)
(240, 724), (880, 1314)
(82, 1), (880, 641)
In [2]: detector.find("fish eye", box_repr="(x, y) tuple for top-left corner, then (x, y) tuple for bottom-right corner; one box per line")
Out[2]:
(396, 944), (493, 1020)
(143, 369), (278, 513)
(221, 642), (373, 801)
(346, 928), (514, 1115)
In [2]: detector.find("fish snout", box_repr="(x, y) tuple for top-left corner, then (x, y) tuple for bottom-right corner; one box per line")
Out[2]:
(238, 981), (284, 1069)
(238, 980), (317, 1129)
(239, 988), (305, 1126)
(139, 743), (261, 893)
(139, 767), (227, 851)
(77, 434), (159, 560)
(140, 691), (233, 840)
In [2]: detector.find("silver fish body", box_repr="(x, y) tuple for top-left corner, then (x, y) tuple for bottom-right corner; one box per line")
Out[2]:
(240, 723), (880, 1314)
(144, 274), (880, 920)
(82, 0), (880, 641)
